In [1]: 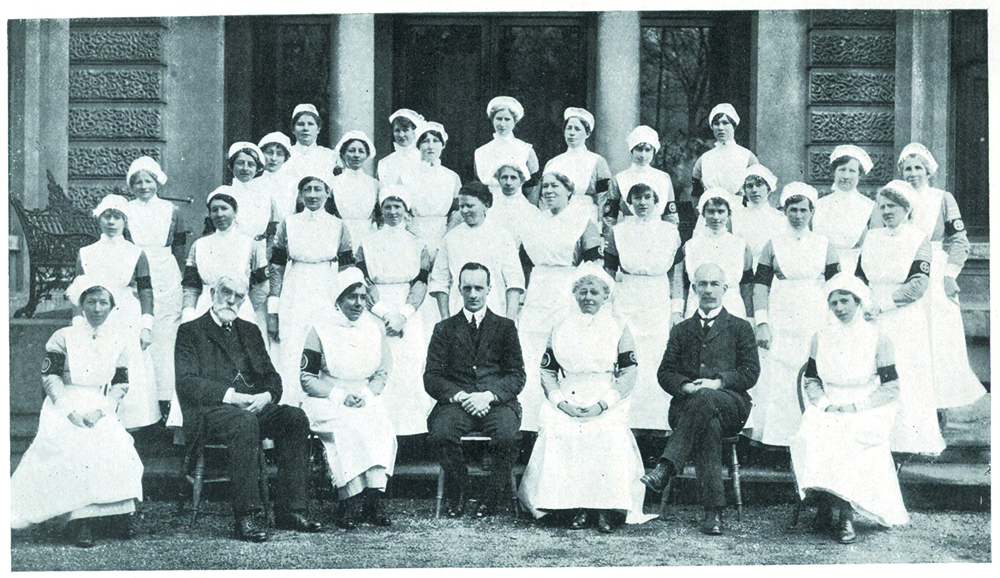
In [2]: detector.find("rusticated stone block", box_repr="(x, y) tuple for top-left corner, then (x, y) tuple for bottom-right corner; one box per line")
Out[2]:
(810, 71), (895, 104)
(68, 146), (160, 178)
(66, 185), (133, 212)
(69, 29), (162, 62)
(809, 111), (894, 143)
(810, 34), (895, 67)
(69, 70), (162, 101)
(810, 10), (895, 29)
(808, 148), (894, 184)
(69, 108), (162, 140)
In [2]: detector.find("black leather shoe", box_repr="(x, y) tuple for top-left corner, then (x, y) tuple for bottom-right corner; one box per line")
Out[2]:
(275, 512), (322, 533)
(444, 496), (466, 518)
(640, 462), (673, 494)
(235, 516), (268, 542)
(837, 519), (856, 544)
(568, 509), (589, 530)
(700, 510), (723, 536)
(362, 491), (392, 527)
(474, 501), (496, 519)
(72, 520), (95, 548)
(596, 511), (614, 534)
(336, 496), (362, 530)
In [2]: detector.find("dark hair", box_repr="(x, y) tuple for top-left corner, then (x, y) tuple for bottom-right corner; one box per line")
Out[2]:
(336, 281), (366, 304)
(828, 289), (862, 306)
(392, 116), (417, 131)
(80, 285), (115, 309)
(701, 196), (731, 216)
(627, 183), (659, 206)
(416, 130), (444, 148)
(782, 195), (815, 211)
(563, 116), (592, 136)
(292, 110), (322, 129)
(711, 112), (735, 126)
(494, 164), (527, 182)
(228, 148), (264, 177)
(742, 174), (770, 191)
(339, 138), (370, 158)
(542, 172), (575, 195)
(877, 188), (911, 213)
(459, 261), (491, 286)
(459, 181), (493, 208)
(128, 169), (159, 188)
(260, 142), (290, 160)
(207, 193), (238, 212)
(830, 155), (865, 175)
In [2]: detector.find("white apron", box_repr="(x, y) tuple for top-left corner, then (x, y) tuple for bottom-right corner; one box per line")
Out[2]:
(475, 134), (533, 198)
(79, 238), (160, 428)
(300, 314), (397, 488)
(611, 218), (681, 430)
(700, 141), (756, 195)
(433, 218), (522, 318)
(683, 231), (749, 319)
(518, 207), (593, 432)
(10, 325), (143, 528)
(125, 196), (182, 402)
(861, 225), (945, 455)
(813, 189), (874, 274)
(754, 231), (829, 447)
(331, 168), (378, 252)
(377, 145), (421, 186)
(789, 318), (909, 527)
(545, 149), (601, 224)
(518, 310), (655, 523)
(363, 225), (433, 435)
(615, 165), (674, 219)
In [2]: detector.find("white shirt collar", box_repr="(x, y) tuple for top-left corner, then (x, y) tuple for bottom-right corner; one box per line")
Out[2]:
(463, 307), (488, 325)
(697, 305), (723, 320)
(209, 308), (229, 327)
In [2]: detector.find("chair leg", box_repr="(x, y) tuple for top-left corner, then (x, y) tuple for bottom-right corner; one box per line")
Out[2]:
(509, 469), (519, 516)
(190, 451), (206, 528)
(258, 446), (273, 527)
(730, 442), (742, 522)
(658, 477), (674, 520)
(177, 451), (190, 515)
(435, 466), (445, 518)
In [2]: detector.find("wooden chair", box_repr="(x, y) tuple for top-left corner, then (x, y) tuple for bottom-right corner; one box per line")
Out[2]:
(658, 435), (742, 521)
(434, 432), (521, 518)
(787, 362), (809, 529)
(177, 437), (272, 528)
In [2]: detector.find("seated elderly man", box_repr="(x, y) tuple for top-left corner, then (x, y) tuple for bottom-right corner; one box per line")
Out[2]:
(175, 276), (320, 542)
(641, 263), (759, 535)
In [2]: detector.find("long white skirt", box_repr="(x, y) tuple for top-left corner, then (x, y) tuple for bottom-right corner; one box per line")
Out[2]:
(276, 260), (338, 408)
(926, 246), (986, 408)
(377, 282), (434, 435)
(518, 265), (578, 432)
(613, 273), (672, 430)
(143, 246), (182, 401)
(518, 380), (655, 523)
(301, 392), (397, 488)
(108, 293), (160, 429)
(872, 285), (946, 455)
(755, 278), (826, 447)
(790, 403), (909, 527)
(11, 387), (144, 528)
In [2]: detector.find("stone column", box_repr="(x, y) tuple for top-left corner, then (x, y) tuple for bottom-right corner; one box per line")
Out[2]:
(10, 19), (69, 209)
(331, 14), (376, 175)
(752, 11), (809, 185)
(896, 10), (951, 189)
(595, 12), (640, 174)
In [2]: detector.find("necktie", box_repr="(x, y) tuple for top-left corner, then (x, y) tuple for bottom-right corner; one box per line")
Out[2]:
(700, 315), (714, 337)
(469, 315), (480, 348)
(222, 322), (233, 335)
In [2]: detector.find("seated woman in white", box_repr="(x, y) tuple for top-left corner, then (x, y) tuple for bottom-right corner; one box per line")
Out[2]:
(10, 277), (144, 548)
(518, 265), (656, 533)
(790, 273), (909, 545)
(300, 267), (396, 530)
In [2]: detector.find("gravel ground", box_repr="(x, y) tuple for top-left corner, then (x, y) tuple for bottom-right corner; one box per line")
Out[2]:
(10, 498), (991, 570)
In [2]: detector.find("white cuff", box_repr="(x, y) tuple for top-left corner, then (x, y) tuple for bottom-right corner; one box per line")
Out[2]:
(944, 263), (963, 279)
(181, 308), (197, 323)
(814, 396), (831, 411)
(547, 390), (566, 405)
(359, 387), (375, 402)
(141, 314), (154, 331)
(222, 388), (236, 404)
(754, 310), (768, 326)
(671, 299), (685, 315)
(267, 296), (280, 313)
(878, 292), (897, 312)
(371, 301), (392, 319)
(399, 304), (416, 320)
(600, 389), (622, 408)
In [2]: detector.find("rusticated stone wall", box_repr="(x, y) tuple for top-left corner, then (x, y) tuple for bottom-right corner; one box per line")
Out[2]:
(807, 11), (896, 195)
(67, 18), (167, 210)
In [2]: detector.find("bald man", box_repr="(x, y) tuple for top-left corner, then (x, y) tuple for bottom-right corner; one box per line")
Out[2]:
(641, 264), (759, 535)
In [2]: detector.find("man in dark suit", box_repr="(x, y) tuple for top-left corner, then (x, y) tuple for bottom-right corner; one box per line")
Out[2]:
(424, 262), (526, 518)
(175, 276), (321, 542)
(641, 263), (759, 535)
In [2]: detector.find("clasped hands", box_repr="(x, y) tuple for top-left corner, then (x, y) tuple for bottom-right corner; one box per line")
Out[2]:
(68, 409), (105, 428)
(824, 403), (857, 413)
(452, 391), (494, 418)
(680, 378), (723, 395)
(230, 391), (273, 413)
(382, 313), (406, 338)
(557, 401), (604, 418)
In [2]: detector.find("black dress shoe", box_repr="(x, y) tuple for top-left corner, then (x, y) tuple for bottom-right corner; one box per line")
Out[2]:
(72, 520), (95, 548)
(275, 512), (322, 533)
(640, 462), (674, 494)
(474, 502), (496, 519)
(337, 496), (362, 530)
(596, 511), (614, 534)
(568, 509), (589, 530)
(444, 497), (466, 518)
(700, 510), (723, 536)
(837, 519), (856, 544)
(362, 490), (392, 527)
(235, 516), (268, 542)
